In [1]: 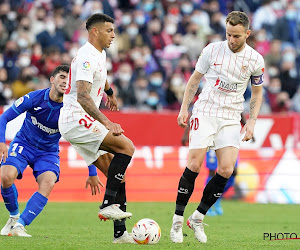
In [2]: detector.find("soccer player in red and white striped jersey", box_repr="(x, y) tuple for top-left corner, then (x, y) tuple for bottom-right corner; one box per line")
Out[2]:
(171, 11), (264, 244)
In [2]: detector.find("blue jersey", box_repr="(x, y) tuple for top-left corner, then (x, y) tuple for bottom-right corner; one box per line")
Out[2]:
(0, 88), (62, 152)
(206, 150), (238, 171)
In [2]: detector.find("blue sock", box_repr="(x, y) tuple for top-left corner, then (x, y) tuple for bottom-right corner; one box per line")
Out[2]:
(224, 175), (235, 193)
(20, 192), (48, 226)
(1, 184), (19, 216)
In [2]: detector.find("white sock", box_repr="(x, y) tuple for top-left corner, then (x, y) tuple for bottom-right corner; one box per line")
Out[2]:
(192, 210), (204, 221)
(10, 213), (20, 218)
(173, 214), (184, 223)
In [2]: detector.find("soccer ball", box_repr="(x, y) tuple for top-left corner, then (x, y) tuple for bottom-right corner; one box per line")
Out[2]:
(132, 218), (161, 244)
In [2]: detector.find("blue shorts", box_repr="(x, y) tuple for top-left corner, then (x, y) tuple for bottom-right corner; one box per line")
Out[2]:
(1, 139), (60, 182)
(206, 150), (238, 171)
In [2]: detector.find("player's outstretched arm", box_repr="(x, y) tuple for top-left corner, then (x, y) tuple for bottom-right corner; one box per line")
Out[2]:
(0, 107), (21, 163)
(178, 71), (203, 128)
(76, 80), (124, 136)
(241, 85), (263, 142)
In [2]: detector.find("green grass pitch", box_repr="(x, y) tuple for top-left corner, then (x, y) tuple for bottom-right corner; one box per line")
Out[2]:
(1, 201), (300, 249)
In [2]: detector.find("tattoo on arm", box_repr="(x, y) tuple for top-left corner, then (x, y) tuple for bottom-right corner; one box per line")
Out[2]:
(249, 98), (257, 121)
(186, 82), (198, 109)
(77, 80), (109, 124)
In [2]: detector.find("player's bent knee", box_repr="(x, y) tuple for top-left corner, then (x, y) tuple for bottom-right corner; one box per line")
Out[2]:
(217, 167), (233, 178)
(0, 170), (17, 188)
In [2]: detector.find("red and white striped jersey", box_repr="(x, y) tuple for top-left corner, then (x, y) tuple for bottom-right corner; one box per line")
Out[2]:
(59, 42), (107, 124)
(193, 41), (265, 121)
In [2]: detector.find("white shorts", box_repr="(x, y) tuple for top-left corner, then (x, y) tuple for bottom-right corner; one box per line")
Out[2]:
(189, 115), (241, 150)
(59, 117), (109, 166)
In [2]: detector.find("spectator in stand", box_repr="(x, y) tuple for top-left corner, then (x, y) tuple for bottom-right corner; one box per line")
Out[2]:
(134, 76), (151, 111)
(254, 29), (270, 56)
(3, 40), (20, 82)
(252, 0), (278, 39)
(117, 22), (144, 51)
(182, 22), (206, 62)
(11, 66), (36, 99)
(0, 68), (10, 105)
(114, 63), (137, 108)
(279, 44), (299, 98)
(273, 2), (300, 47)
(0, 20), (9, 51)
(36, 17), (66, 53)
(292, 86), (300, 113)
(64, 4), (82, 42)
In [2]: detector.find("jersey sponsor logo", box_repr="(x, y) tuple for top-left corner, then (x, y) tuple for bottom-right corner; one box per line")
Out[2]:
(31, 116), (59, 135)
(14, 97), (24, 107)
(34, 107), (42, 111)
(214, 77), (237, 92)
(115, 173), (124, 181)
(83, 61), (90, 69)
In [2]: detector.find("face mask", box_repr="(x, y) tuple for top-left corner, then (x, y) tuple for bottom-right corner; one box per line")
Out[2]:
(165, 24), (177, 35)
(268, 86), (281, 94)
(150, 77), (163, 86)
(191, 15), (201, 25)
(144, 53), (151, 62)
(122, 15), (132, 26)
(69, 47), (78, 58)
(181, 4), (193, 14)
(171, 77), (182, 87)
(268, 67), (279, 77)
(256, 33), (266, 42)
(146, 96), (159, 106)
(47, 22), (56, 33)
(79, 36), (87, 46)
(7, 11), (17, 21)
(19, 56), (31, 67)
(17, 38), (28, 48)
(3, 88), (12, 99)
(127, 27), (138, 37)
(286, 10), (297, 20)
(295, 0), (300, 9)
(143, 2), (154, 12)
(271, 1), (282, 10)
(283, 52), (296, 62)
(135, 15), (145, 26)
(130, 51), (141, 60)
(119, 73), (131, 82)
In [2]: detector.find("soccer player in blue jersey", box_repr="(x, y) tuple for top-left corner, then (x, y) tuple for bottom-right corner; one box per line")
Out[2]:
(0, 65), (70, 237)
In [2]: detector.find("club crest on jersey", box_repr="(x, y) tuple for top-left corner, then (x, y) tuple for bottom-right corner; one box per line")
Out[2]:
(9, 152), (17, 157)
(214, 77), (237, 92)
(92, 126), (101, 135)
(14, 97), (24, 107)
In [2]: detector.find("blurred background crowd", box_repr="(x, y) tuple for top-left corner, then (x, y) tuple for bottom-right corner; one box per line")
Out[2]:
(0, 0), (300, 113)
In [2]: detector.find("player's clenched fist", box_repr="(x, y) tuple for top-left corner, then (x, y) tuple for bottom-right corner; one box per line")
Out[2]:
(177, 110), (188, 128)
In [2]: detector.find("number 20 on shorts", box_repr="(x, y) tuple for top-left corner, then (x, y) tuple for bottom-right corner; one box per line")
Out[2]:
(190, 118), (199, 131)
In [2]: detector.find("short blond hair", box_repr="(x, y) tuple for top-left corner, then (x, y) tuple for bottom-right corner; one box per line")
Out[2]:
(226, 11), (250, 30)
